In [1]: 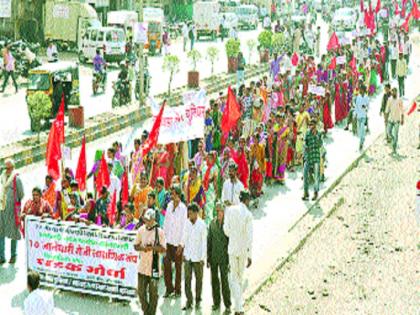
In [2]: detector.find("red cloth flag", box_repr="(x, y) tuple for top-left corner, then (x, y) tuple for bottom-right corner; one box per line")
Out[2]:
(121, 171), (129, 207)
(221, 86), (241, 133)
(395, 1), (400, 15)
(349, 56), (357, 72)
(106, 191), (117, 226)
(95, 154), (110, 193)
(75, 136), (87, 191)
(407, 101), (417, 115)
(328, 57), (337, 70)
(360, 0), (364, 12)
(412, 0), (420, 19)
(401, 0), (406, 17)
(55, 94), (65, 145)
(141, 101), (166, 156)
(401, 12), (411, 32)
(45, 121), (61, 180)
(327, 32), (340, 51)
(291, 52), (299, 66)
(375, 0), (381, 13)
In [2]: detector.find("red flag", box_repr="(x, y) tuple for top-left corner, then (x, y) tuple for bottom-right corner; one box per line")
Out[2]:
(407, 101), (417, 115)
(291, 52), (299, 66)
(413, 0), (420, 19)
(95, 154), (110, 193)
(360, 0), (364, 12)
(401, 0), (406, 17)
(349, 56), (357, 72)
(141, 101), (166, 156)
(121, 171), (129, 207)
(328, 57), (336, 70)
(106, 191), (117, 226)
(395, 1), (400, 15)
(55, 94), (65, 144)
(401, 12), (411, 32)
(327, 32), (340, 51)
(75, 136), (87, 191)
(45, 121), (61, 180)
(221, 86), (241, 133)
(375, 0), (381, 13)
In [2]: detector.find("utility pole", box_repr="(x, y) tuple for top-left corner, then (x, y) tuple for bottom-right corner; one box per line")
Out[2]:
(138, 0), (144, 106)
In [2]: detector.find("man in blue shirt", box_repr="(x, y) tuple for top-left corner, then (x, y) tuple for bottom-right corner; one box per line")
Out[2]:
(354, 85), (369, 151)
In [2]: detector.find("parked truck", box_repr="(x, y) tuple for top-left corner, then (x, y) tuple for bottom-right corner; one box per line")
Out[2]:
(44, 1), (101, 51)
(107, 10), (138, 34)
(193, 1), (220, 40)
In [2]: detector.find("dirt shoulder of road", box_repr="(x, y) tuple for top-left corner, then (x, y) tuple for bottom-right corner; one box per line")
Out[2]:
(245, 107), (419, 315)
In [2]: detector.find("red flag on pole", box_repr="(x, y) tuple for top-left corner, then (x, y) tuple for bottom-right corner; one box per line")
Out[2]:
(407, 101), (417, 115)
(106, 191), (117, 226)
(401, 12), (411, 32)
(375, 0), (381, 13)
(349, 56), (357, 72)
(141, 101), (166, 156)
(401, 0), (406, 18)
(75, 136), (87, 191)
(55, 94), (65, 144)
(327, 32), (340, 51)
(360, 0), (364, 12)
(121, 171), (129, 207)
(328, 57), (336, 70)
(45, 122), (61, 180)
(291, 52), (299, 66)
(221, 86), (241, 133)
(95, 154), (110, 193)
(413, 0), (420, 20)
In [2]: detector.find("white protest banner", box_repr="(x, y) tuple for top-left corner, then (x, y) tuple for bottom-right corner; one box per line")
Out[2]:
(133, 22), (148, 44)
(336, 56), (346, 64)
(308, 84), (317, 94)
(150, 89), (208, 144)
(314, 86), (325, 96)
(26, 217), (138, 300)
(0, 0), (11, 18)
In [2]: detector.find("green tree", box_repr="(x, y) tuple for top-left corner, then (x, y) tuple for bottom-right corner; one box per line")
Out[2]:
(272, 33), (287, 54)
(246, 39), (257, 65)
(258, 30), (273, 50)
(225, 38), (241, 58)
(206, 46), (219, 76)
(162, 54), (180, 96)
(187, 49), (202, 71)
(27, 92), (52, 142)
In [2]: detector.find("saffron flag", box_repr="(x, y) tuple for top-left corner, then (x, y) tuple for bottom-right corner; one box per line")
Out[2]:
(221, 86), (241, 133)
(75, 136), (87, 191)
(95, 154), (110, 193)
(407, 101), (417, 115)
(327, 32), (340, 51)
(106, 191), (117, 226)
(375, 0), (381, 13)
(141, 101), (166, 156)
(291, 52), (299, 66)
(121, 171), (129, 207)
(45, 121), (61, 180)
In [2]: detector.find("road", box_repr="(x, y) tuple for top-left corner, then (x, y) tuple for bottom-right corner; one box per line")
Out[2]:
(0, 28), (260, 147)
(0, 19), (418, 315)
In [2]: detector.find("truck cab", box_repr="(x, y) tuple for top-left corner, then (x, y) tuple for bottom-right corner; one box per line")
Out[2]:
(193, 1), (220, 40)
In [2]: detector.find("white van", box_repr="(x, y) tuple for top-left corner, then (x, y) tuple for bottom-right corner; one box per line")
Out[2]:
(236, 4), (259, 29)
(79, 27), (126, 63)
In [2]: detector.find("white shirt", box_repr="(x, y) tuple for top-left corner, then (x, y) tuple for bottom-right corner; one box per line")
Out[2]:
(263, 16), (271, 28)
(24, 289), (55, 315)
(108, 174), (121, 197)
(390, 45), (398, 60)
(402, 40), (411, 55)
(181, 218), (207, 262)
(47, 45), (57, 61)
(223, 203), (253, 259)
(163, 201), (188, 246)
(222, 178), (244, 206)
(182, 24), (189, 38)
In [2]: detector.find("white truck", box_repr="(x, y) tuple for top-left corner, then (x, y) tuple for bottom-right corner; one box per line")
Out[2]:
(193, 1), (220, 40)
(44, 1), (101, 50)
(107, 10), (138, 34)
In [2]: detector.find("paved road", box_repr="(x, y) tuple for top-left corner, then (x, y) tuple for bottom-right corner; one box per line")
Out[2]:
(0, 28), (260, 147)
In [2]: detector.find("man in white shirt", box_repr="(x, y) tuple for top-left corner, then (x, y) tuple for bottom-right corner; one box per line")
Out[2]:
(224, 190), (253, 315)
(222, 163), (244, 206)
(389, 40), (398, 79)
(178, 203), (207, 310)
(182, 23), (189, 52)
(46, 42), (58, 63)
(163, 185), (188, 298)
(263, 15), (271, 30)
(108, 163), (121, 198)
(24, 271), (55, 315)
(385, 87), (405, 156)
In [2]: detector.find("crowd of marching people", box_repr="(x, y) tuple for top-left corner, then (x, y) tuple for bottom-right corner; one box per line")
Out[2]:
(0, 1), (417, 314)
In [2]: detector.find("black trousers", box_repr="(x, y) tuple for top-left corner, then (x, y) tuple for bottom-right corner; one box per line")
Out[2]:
(210, 262), (231, 308)
(1, 70), (18, 92)
(398, 76), (405, 97)
(138, 274), (159, 315)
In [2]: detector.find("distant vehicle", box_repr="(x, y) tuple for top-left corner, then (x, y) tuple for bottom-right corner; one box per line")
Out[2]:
(44, 1), (101, 51)
(79, 27), (126, 63)
(219, 0), (240, 13)
(219, 12), (239, 30)
(143, 7), (165, 55)
(332, 8), (358, 31)
(259, 7), (269, 21)
(193, 1), (220, 40)
(107, 10), (138, 34)
(236, 4), (259, 30)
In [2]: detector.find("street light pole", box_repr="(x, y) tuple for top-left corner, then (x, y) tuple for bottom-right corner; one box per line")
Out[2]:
(138, 0), (144, 106)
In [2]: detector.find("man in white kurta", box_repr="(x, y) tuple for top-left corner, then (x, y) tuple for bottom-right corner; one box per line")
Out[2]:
(223, 190), (253, 315)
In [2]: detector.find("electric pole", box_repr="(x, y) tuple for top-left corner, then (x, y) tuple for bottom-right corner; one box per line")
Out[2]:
(138, 0), (144, 106)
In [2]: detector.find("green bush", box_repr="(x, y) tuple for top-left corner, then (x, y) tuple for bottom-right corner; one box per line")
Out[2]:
(27, 91), (52, 141)
(187, 49), (202, 71)
(258, 30), (273, 50)
(272, 33), (287, 54)
(225, 38), (241, 58)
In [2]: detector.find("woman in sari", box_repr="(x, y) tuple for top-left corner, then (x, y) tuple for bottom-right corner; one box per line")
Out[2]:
(22, 187), (53, 219)
(295, 104), (310, 167)
(231, 137), (249, 189)
(201, 152), (219, 224)
(249, 133), (265, 198)
(185, 166), (206, 217)
(131, 172), (153, 220)
(273, 113), (289, 185)
(150, 145), (170, 188)
(265, 118), (274, 184)
(193, 140), (206, 173)
(322, 91), (334, 132)
(117, 203), (138, 231)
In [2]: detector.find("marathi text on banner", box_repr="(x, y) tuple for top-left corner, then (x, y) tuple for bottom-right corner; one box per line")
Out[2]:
(26, 217), (138, 300)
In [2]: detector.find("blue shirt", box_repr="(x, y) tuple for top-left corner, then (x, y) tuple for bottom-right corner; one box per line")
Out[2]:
(93, 54), (105, 72)
(354, 94), (369, 119)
